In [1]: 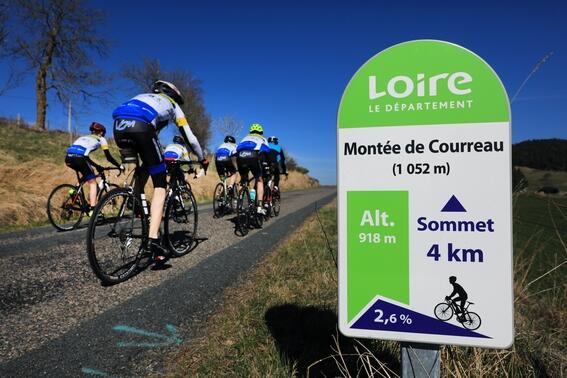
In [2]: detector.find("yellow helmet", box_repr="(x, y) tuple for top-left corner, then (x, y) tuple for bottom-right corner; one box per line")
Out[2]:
(249, 123), (264, 134)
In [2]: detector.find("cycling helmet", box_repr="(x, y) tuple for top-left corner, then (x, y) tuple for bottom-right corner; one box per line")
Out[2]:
(152, 80), (185, 106)
(249, 123), (264, 135)
(224, 135), (236, 144)
(90, 122), (106, 137)
(268, 136), (279, 144)
(173, 135), (185, 145)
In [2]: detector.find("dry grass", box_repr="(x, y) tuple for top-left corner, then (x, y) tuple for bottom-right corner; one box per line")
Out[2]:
(164, 202), (400, 377)
(163, 194), (566, 377)
(0, 121), (319, 230)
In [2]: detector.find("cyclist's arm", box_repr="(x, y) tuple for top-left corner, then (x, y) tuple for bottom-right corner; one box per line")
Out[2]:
(280, 148), (287, 174)
(99, 137), (121, 168)
(86, 155), (104, 172)
(174, 104), (204, 161)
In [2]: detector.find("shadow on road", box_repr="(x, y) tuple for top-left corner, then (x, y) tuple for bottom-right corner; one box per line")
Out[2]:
(264, 303), (399, 377)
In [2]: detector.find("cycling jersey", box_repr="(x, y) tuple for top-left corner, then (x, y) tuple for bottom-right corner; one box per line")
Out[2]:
(163, 143), (190, 161)
(215, 142), (237, 159)
(112, 93), (204, 161)
(67, 135), (109, 156)
(268, 143), (282, 163)
(236, 134), (270, 153)
(215, 142), (237, 177)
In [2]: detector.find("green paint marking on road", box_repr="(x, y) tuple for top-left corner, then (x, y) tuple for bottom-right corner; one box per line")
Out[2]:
(113, 324), (182, 348)
(81, 367), (119, 377)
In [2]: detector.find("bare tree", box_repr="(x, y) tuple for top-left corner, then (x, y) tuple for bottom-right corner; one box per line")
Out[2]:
(8, 0), (108, 129)
(0, 4), (22, 96)
(214, 115), (243, 140)
(123, 58), (212, 147)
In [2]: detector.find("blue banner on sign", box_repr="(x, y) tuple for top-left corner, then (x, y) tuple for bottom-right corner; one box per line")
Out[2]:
(351, 298), (489, 338)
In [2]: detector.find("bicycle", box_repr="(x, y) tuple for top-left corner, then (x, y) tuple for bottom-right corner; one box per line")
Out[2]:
(262, 176), (281, 219)
(434, 298), (482, 330)
(235, 175), (263, 236)
(46, 167), (121, 231)
(163, 159), (203, 256)
(212, 175), (238, 218)
(86, 149), (203, 284)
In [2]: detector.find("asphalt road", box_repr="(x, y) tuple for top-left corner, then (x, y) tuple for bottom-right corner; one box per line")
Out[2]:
(0, 187), (336, 377)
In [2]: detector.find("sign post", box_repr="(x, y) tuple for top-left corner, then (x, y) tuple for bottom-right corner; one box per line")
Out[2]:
(337, 40), (514, 367)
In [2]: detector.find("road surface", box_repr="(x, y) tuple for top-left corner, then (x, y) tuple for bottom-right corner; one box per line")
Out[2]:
(0, 187), (336, 377)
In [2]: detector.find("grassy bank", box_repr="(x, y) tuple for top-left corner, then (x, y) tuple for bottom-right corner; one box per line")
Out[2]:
(0, 121), (319, 230)
(166, 195), (566, 377)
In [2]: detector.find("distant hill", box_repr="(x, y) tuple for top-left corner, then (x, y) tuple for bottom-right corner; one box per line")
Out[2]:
(512, 139), (567, 171)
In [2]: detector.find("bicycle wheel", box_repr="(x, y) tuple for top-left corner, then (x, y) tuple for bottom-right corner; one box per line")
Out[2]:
(87, 188), (147, 284)
(236, 187), (250, 236)
(462, 312), (481, 330)
(272, 190), (281, 217)
(164, 186), (198, 257)
(47, 184), (85, 231)
(434, 302), (453, 321)
(250, 197), (263, 228)
(212, 182), (226, 218)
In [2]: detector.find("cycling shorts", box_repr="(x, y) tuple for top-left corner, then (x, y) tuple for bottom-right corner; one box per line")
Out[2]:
(215, 155), (237, 177)
(236, 150), (264, 180)
(65, 155), (96, 181)
(113, 119), (167, 188)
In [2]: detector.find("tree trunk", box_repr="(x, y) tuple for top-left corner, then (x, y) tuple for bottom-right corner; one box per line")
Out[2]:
(35, 24), (58, 130)
(35, 68), (47, 130)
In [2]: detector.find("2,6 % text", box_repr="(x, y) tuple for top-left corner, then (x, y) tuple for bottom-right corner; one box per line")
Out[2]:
(373, 310), (413, 325)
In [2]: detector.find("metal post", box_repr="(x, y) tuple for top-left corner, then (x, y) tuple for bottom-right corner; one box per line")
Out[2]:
(401, 342), (440, 378)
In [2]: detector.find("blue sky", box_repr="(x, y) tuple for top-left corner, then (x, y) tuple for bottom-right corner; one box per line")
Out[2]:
(1, 0), (566, 184)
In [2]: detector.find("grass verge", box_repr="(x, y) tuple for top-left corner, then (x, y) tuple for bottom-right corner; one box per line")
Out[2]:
(166, 195), (566, 377)
(165, 201), (399, 377)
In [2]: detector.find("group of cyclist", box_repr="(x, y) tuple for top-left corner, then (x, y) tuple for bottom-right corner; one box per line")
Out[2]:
(215, 123), (287, 216)
(64, 79), (286, 263)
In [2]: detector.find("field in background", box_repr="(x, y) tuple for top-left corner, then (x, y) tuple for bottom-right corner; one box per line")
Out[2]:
(167, 195), (566, 377)
(0, 121), (319, 230)
(518, 166), (567, 192)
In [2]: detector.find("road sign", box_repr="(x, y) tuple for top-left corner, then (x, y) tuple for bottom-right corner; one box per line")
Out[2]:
(337, 40), (513, 348)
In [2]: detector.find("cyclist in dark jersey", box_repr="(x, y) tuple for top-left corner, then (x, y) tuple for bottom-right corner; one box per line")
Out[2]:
(267, 136), (287, 190)
(112, 80), (208, 263)
(446, 276), (468, 320)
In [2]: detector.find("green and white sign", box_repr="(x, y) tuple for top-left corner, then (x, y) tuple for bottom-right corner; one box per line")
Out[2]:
(337, 40), (513, 348)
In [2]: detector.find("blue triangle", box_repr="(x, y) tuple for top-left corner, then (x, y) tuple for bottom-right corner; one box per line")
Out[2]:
(351, 298), (489, 339)
(441, 195), (466, 212)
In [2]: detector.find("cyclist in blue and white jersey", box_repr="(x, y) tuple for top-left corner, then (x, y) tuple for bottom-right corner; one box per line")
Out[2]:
(65, 122), (122, 211)
(163, 135), (191, 162)
(236, 123), (270, 215)
(267, 136), (287, 190)
(215, 135), (238, 190)
(112, 80), (208, 262)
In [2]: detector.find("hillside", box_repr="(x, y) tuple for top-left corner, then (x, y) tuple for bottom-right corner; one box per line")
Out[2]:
(513, 138), (567, 171)
(0, 119), (319, 230)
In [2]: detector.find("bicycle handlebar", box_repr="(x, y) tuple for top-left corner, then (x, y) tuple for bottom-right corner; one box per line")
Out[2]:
(98, 166), (124, 177)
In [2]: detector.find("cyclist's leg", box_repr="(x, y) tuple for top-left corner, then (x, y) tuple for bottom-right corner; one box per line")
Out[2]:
(67, 155), (97, 208)
(115, 121), (167, 260)
(273, 167), (280, 189)
(228, 156), (238, 188)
